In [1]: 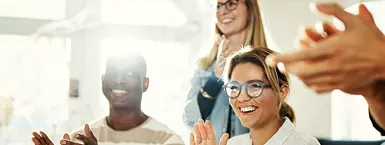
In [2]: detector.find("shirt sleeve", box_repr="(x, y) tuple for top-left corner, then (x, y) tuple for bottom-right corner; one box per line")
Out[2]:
(198, 72), (224, 120)
(182, 66), (223, 133)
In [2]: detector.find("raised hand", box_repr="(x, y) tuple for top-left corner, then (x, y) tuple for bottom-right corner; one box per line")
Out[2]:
(214, 35), (240, 77)
(32, 131), (54, 145)
(60, 124), (97, 145)
(268, 3), (385, 95)
(190, 119), (229, 145)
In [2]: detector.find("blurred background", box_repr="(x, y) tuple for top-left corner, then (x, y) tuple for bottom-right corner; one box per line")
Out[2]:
(0, 0), (384, 144)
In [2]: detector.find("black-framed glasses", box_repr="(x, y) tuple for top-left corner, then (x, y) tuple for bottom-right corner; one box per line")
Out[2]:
(223, 80), (271, 99)
(217, 0), (240, 12)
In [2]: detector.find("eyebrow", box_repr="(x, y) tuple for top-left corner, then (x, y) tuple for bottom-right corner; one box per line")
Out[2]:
(246, 79), (265, 83)
(217, 0), (234, 4)
(229, 79), (266, 84)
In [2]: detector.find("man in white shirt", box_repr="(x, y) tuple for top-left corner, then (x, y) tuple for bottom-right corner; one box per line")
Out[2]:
(32, 52), (184, 145)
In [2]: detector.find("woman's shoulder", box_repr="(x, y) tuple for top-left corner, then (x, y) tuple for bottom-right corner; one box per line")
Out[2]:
(227, 134), (250, 145)
(287, 129), (320, 145)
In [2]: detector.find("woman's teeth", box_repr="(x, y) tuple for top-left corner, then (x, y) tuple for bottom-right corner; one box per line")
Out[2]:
(222, 19), (233, 23)
(240, 106), (256, 113)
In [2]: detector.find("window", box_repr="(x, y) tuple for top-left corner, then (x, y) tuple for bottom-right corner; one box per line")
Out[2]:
(0, 0), (66, 20)
(0, 35), (70, 144)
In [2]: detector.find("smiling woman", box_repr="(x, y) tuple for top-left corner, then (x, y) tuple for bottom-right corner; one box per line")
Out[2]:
(189, 47), (320, 145)
(224, 47), (318, 145)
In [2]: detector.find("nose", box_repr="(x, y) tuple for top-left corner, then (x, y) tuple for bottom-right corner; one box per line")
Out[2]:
(237, 87), (251, 103)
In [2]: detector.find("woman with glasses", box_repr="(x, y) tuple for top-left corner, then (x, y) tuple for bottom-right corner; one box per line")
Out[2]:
(183, 0), (268, 141)
(190, 47), (320, 145)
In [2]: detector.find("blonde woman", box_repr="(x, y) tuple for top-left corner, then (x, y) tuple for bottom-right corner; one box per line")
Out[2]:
(183, 0), (268, 141)
(190, 47), (319, 145)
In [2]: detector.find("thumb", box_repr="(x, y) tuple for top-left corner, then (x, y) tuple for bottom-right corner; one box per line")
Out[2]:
(84, 124), (97, 141)
(189, 133), (195, 145)
(219, 133), (229, 145)
(313, 3), (356, 29)
(63, 133), (70, 140)
(358, 4), (375, 23)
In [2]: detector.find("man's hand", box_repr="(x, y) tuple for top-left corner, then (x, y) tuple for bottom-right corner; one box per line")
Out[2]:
(32, 131), (54, 145)
(60, 124), (97, 145)
(190, 119), (229, 145)
(267, 3), (385, 95)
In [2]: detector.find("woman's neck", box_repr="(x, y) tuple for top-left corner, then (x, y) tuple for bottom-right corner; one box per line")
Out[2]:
(225, 30), (247, 49)
(249, 117), (282, 145)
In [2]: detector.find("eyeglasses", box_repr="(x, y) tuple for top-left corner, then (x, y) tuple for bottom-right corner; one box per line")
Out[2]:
(217, 0), (240, 12)
(223, 80), (271, 99)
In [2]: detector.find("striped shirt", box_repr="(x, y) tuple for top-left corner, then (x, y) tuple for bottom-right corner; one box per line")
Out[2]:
(227, 117), (320, 145)
(71, 117), (184, 145)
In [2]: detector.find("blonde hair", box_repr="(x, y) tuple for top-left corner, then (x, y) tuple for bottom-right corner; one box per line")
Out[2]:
(200, 0), (267, 70)
(224, 46), (296, 123)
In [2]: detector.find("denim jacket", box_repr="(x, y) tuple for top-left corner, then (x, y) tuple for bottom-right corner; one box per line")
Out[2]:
(182, 62), (249, 142)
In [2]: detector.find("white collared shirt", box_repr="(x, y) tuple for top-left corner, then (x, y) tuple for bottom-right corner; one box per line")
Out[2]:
(227, 117), (320, 145)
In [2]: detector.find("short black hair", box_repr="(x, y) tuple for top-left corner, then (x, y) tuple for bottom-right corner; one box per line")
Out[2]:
(104, 51), (147, 77)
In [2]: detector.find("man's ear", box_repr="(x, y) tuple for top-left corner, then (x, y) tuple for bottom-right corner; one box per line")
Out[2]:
(279, 84), (289, 101)
(143, 78), (149, 92)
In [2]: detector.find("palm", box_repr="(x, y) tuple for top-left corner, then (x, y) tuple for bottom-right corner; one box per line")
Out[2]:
(190, 119), (229, 145)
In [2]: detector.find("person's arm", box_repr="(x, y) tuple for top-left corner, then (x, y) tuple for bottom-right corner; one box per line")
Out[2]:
(183, 67), (223, 131)
(198, 72), (224, 119)
(366, 80), (385, 134)
(369, 111), (385, 136)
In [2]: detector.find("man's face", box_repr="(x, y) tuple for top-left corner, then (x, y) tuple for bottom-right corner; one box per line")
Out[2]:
(102, 63), (146, 110)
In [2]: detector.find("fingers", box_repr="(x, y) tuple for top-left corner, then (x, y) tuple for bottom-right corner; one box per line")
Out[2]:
(304, 27), (323, 42)
(273, 36), (341, 64)
(40, 131), (54, 145)
(314, 3), (356, 29)
(285, 58), (340, 79)
(32, 131), (48, 145)
(84, 124), (97, 141)
(219, 35), (230, 54)
(32, 137), (42, 145)
(219, 133), (229, 145)
(74, 133), (94, 144)
(322, 21), (339, 36)
(358, 4), (375, 23)
(297, 22), (338, 49)
(60, 139), (82, 145)
(193, 123), (202, 144)
(296, 27), (320, 49)
(205, 120), (215, 140)
(189, 133), (195, 145)
(63, 133), (71, 140)
(309, 83), (339, 93)
(198, 119), (207, 141)
(215, 34), (222, 45)
(32, 132), (43, 141)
